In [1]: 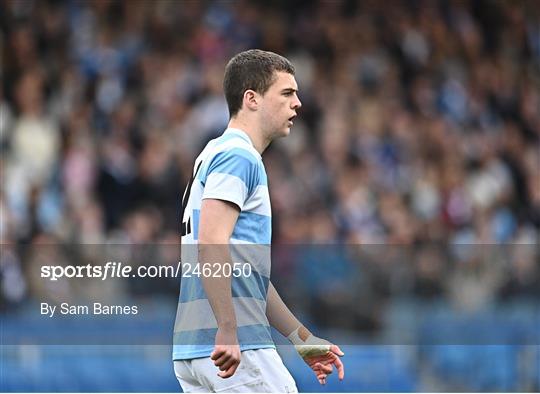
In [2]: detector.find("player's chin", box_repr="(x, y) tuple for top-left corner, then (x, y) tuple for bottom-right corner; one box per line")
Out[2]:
(281, 125), (292, 136)
(273, 123), (292, 138)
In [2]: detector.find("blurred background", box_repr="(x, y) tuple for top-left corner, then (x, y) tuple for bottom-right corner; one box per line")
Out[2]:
(1, 0), (539, 392)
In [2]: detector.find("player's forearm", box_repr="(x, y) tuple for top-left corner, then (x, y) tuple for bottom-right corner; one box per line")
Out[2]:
(266, 282), (308, 337)
(267, 283), (337, 361)
(199, 243), (237, 330)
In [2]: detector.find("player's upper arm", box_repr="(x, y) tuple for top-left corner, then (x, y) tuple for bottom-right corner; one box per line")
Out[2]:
(198, 198), (240, 244)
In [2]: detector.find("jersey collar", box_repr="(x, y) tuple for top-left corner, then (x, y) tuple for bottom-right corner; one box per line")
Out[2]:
(224, 128), (252, 143)
(223, 128), (261, 157)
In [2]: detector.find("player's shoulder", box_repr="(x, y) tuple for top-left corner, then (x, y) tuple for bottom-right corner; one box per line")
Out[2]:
(209, 131), (261, 165)
(196, 131), (263, 185)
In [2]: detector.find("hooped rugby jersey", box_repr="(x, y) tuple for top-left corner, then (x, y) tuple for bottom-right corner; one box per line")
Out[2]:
(173, 128), (274, 360)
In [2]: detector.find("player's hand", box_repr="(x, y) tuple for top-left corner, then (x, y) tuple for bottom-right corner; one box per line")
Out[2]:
(303, 344), (345, 385)
(288, 327), (345, 385)
(211, 327), (241, 379)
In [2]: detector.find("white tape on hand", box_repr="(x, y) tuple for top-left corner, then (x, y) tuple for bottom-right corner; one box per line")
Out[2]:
(287, 326), (331, 358)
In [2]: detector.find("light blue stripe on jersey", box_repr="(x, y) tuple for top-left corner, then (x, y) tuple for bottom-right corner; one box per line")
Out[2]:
(232, 211), (272, 244)
(178, 270), (270, 303)
(197, 147), (267, 193)
(191, 209), (271, 244)
(173, 324), (275, 360)
(192, 209), (200, 240)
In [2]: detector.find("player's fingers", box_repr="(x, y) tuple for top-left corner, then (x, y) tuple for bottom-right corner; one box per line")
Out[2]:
(210, 348), (226, 361)
(311, 355), (327, 363)
(330, 344), (345, 356)
(218, 368), (234, 379)
(212, 352), (231, 367)
(314, 364), (329, 385)
(315, 370), (324, 378)
(218, 356), (239, 372)
(316, 370), (326, 385)
(306, 355), (328, 368)
(218, 359), (240, 379)
(332, 354), (345, 380)
(314, 362), (333, 375)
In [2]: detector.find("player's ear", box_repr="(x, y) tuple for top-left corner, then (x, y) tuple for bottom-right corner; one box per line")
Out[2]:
(243, 89), (259, 111)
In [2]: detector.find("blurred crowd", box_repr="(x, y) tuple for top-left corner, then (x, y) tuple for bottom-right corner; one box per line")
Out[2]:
(1, 0), (539, 321)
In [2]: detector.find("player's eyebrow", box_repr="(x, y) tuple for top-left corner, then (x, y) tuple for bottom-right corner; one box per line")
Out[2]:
(280, 87), (298, 94)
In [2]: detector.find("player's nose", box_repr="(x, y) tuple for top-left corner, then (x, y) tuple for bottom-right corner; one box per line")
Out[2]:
(292, 95), (302, 109)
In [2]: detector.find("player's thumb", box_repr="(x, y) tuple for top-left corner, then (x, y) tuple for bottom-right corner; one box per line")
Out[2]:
(330, 344), (345, 356)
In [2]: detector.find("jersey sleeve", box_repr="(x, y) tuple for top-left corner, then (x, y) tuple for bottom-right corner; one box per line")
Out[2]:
(201, 148), (259, 210)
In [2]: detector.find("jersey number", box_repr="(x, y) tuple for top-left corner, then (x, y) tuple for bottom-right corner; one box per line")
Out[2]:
(180, 161), (202, 236)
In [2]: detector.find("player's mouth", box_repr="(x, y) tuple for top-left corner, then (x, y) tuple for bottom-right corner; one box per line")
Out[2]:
(288, 115), (296, 126)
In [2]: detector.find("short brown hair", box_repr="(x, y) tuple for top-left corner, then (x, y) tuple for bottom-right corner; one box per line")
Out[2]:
(223, 49), (295, 117)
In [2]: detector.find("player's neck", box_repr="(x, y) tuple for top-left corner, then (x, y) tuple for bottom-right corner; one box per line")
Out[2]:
(227, 119), (270, 154)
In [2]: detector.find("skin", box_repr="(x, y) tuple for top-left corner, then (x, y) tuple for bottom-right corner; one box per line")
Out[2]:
(304, 345), (345, 385)
(200, 70), (344, 383)
(266, 282), (345, 384)
(229, 71), (301, 154)
(199, 199), (241, 378)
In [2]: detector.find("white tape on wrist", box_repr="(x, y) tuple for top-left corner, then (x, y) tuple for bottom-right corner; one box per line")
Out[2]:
(287, 326), (331, 358)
